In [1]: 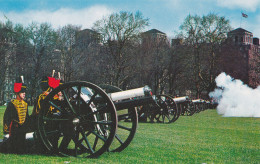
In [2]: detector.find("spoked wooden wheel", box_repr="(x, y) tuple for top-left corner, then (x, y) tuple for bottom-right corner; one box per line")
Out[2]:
(37, 82), (118, 158)
(99, 84), (138, 152)
(195, 104), (202, 113)
(151, 95), (178, 123)
(185, 101), (196, 116)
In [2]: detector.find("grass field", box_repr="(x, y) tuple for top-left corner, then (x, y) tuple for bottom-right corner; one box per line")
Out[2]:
(0, 106), (259, 164)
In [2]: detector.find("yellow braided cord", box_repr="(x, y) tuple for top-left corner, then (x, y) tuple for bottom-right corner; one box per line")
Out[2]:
(36, 87), (51, 114)
(4, 124), (8, 133)
(11, 99), (28, 125)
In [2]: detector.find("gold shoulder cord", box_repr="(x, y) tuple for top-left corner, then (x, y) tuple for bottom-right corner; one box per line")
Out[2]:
(36, 88), (50, 115)
(48, 95), (59, 114)
(4, 124), (8, 133)
(12, 99), (28, 125)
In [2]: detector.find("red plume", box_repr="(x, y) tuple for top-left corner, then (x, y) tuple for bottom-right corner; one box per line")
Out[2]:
(14, 83), (22, 92)
(48, 77), (60, 89)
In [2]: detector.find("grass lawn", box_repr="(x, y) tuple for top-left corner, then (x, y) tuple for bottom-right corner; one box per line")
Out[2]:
(0, 106), (259, 163)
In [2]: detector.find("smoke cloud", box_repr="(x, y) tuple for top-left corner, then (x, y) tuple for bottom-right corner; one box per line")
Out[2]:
(209, 72), (260, 117)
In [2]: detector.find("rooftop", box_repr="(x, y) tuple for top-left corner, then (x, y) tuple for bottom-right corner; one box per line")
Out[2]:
(143, 29), (166, 35)
(229, 28), (252, 34)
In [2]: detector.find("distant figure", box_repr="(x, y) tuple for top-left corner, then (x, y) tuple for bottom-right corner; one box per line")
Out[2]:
(2, 77), (30, 153)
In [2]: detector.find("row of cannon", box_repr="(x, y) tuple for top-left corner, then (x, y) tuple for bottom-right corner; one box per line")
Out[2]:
(1, 82), (215, 158)
(137, 94), (213, 123)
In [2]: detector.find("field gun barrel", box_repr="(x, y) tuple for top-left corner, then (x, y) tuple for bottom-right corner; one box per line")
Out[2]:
(173, 96), (189, 103)
(79, 85), (153, 107)
(108, 86), (151, 101)
(107, 85), (154, 110)
(192, 99), (202, 103)
(114, 96), (155, 110)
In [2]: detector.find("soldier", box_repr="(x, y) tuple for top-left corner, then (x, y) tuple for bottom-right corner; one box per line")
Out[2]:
(31, 76), (52, 126)
(31, 72), (63, 153)
(31, 73), (63, 126)
(2, 77), (30, 154)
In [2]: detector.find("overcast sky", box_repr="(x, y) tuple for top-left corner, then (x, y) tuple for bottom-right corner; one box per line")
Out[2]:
(0, 0), (260, 38)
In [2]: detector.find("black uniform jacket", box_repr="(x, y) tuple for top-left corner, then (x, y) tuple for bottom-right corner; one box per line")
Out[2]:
(3, 99), (29, 135)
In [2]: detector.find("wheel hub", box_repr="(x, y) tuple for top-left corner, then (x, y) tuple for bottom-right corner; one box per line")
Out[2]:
(72, 118), (80, 126)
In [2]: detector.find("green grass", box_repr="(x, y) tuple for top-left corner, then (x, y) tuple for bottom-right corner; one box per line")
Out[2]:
(0, 106), (259, 164)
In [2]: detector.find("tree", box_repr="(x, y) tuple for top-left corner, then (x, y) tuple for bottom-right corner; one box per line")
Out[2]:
(167, 39), (191, 96)
(200, 13), (231, 93)
(0, 20), (16, 103)
(139, 32), (171, 94)
(179, 13), (231, 98)
(56, 24), (83, 82)
(26, 22), (58, 99)
(92, 11), (149, 88)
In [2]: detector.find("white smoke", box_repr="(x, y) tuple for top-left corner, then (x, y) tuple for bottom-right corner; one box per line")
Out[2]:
(209, 72), (260, 117)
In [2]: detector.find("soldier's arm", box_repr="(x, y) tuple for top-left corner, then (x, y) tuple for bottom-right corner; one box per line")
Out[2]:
(31, 96), (39, 116)
(3, 102), (18, 134)
(4, 103), (15, 125)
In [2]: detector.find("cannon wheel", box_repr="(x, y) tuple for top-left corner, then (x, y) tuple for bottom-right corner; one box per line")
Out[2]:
(99, 84), (138, 152)
(185, 101), (196, 116)
(195, 103), (202, 113)
(180, 101), (195, 116)
(37, 81), (118, 158)
(149, 95), (178, 123)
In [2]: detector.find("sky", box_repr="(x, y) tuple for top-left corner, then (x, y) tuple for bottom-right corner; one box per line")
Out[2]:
(0, 0), (260, 38)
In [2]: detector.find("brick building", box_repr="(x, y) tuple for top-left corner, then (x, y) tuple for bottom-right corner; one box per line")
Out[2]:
(75, 29), (102, 47)
(141, 29), (168, 45)
(219, 28), (260, 88)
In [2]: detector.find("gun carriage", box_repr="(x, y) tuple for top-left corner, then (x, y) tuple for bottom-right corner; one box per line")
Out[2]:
(1, 81), (179, 158)
(0, 77), (182, 158)
(36, 81), (171, 158)
(100, 85), (179, 124)
(0, 81), (148, 157)
(173, 96), (196, 116)
(192, 99), (202, 112)
(99, 84), (151, 153)
(136, 94), (179, 123)
(36, 81), (118, 158)
(192, 99), (207, 112)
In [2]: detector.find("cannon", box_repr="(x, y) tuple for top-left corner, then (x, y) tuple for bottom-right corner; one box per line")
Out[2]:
(100, 85), (179, 124)
(173, 96), (196, 116)
(0, 81), (154, 157)
(205, 100), (211, 109)
(192, 99), (206, 112)
(101, 85), (179, 123)
(99, 84), (153, 152)
(32, 82), (118, 158)
(136, 94), (179, 123)
(36, 82), (160, 158)
(1, 77), (182, 157)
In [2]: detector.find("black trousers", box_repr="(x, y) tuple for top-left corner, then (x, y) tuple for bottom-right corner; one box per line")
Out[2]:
(9, 132), (26, 153)
(7, 121), (30, 154)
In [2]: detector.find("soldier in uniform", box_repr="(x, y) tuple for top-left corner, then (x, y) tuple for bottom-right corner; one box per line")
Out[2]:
(31, 76), (52, 129)
(31, 74), (63, 127)
(2, 77), (30, 154)
(31, 73), (64, 153)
